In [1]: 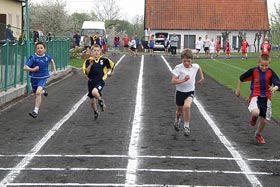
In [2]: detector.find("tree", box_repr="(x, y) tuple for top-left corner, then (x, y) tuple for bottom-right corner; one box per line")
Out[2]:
(29, 0), (71, 36)
(269, 2), (280, 45)
(70, 13), (96, 33)
(92, 0), (121, 22)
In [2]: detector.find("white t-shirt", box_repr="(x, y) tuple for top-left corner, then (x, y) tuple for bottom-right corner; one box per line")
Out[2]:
(196, 40), (203, 50)
(209, 41), (215, 53)
(172, 63), (200, 92)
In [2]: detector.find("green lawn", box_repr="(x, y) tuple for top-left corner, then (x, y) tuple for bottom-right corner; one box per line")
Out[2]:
(195, 53), (280, 120)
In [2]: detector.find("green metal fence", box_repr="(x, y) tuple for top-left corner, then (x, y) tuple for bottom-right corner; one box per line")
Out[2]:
(0, 36), (70, 92)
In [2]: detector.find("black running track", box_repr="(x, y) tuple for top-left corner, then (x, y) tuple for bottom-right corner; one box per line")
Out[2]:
(0, 54), (279, 187)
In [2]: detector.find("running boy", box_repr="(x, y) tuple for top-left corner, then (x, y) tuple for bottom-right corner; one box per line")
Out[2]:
(235, 54), (280, 144)
(83, 44), (115, 120)
(24, 41), (57, 118)
(171, 48), (204, 136)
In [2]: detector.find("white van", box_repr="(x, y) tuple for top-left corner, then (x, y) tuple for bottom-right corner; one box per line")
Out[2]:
(81, 21), (106, 45)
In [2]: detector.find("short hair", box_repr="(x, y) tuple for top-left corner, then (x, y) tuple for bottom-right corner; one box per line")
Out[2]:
(35, 41), (46, 48)
(259, 54), (270, 62)
(91, 44), (100, 49)
(181, 48), (193, 60)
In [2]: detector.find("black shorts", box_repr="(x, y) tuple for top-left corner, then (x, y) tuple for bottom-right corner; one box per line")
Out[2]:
(87, 79), (105, 98)
(175, 90), (195, 106)
(204, 47), (209, 52)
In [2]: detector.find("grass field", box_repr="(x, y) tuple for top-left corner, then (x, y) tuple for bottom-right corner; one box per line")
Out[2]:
(69, 52), (280, 120)
(195, 52), (280, 121)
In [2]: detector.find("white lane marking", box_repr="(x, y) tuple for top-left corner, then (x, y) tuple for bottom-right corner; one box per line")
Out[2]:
(125, 55), (144, 186)
(6, 183), (240, 187)
(0, 56), (125, 187)
(0, 167), (274, 175)
(1, 154), (280, 162)
(161, 55), (263, 187)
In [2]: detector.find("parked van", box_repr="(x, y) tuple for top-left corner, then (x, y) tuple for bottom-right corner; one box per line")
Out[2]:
(81, 21), (106, 45)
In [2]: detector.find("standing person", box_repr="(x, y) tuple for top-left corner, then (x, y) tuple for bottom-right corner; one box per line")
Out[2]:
(203, 35), (210, 57)
(6, 24), (15, 41)
(171, 48), (204, 136)
(209, 38), (215, 59)
(260, 38), (271, 55)
(113, 33), (120, 55)
(241, 39), (249, 59)
(170, 33), (179, 56)
(129, 36), (137, 57)
(24, 41), (57, 118)
(235, 54), (280, 144)
(82, 44), (115, 120)
(195, 36), (203, 58)
(83, 32), (91, 50)
(73, 31), (81, 48)
(163, 36), (170, 54)
(215, 37), (221, 57)
(148, 34), (155, 56)
(225, 39), (231, 58)
(134, 34), (139, 56)
(122, 33), (130, 53)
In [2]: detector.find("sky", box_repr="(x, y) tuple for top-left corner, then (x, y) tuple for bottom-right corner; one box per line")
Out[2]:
(30, 0), (278, 20)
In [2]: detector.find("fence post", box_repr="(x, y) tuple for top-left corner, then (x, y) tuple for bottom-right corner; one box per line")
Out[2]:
(4, 40), (9, 91)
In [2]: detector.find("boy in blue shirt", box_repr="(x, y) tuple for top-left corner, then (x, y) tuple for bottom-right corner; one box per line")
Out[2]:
(24, 41), (57, 118)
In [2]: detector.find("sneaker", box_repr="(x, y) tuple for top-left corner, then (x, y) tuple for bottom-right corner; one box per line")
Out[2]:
(173, 119), (180, 132)
(43, 88), (48, 97)
(255, 134), (265, 144)
(184, 127), (190, 136)
(94, 111), (100, 120)
(98, 99), (106, 112)
(29, 111), (38, 118)
(250, 116), (258, 126)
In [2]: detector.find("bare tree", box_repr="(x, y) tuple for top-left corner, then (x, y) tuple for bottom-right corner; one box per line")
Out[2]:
(92, 0), (121, 22)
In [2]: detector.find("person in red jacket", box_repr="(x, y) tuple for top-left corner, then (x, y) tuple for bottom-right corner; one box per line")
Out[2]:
(225, 39), (231, 59)
(260, 38), (271, 55)
(241, 39), (249, 59)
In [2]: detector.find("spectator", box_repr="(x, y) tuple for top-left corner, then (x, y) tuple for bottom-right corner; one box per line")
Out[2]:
(113, 33), (120, 55)
(170, 33), (179, 56)
(260, 38), (271, 55)
(6, 24), (15, 41)
(241, 39), (249, 59)
(122, 33), (130, 53)
(73, 31), (81, 48)
(195, 36), (203, 58)
(83, 32), (91, 50)
(203, 35), (210, 57)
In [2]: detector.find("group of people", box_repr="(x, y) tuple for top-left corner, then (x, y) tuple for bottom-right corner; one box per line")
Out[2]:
(112, 33), (140, 57)
(24, 41), (114, 121)
(172, 37), (277, 144)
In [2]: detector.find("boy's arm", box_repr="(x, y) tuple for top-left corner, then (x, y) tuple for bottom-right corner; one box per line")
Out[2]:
(197, 67), (204, 85)
(171, 74), (189, 85)
(235, 80), (242, 97)
(50, 59), (57, 76)
(24, 65), (39, 72)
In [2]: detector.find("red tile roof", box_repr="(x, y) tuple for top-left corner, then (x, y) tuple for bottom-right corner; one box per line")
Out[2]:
(144, 0), (269, 31)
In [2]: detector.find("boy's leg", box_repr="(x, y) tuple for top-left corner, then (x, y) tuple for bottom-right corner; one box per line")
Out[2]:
(183, 97), (193, 136)
(174, 106), (183, 131)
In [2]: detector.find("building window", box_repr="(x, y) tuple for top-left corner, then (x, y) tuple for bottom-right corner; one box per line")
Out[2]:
(184, 35), (195, 49)
(232, 36), (238, 49)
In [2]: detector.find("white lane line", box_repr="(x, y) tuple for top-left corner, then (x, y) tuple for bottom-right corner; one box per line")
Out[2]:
(161, 55), (263, 187)
(0, 56), (125, 187)
(6, 183), (240, 187)
(0, 167), (274, 175)
(1, 154), (280, 162)
(125, 55), (144, 186)
(212, 59), (246, 72)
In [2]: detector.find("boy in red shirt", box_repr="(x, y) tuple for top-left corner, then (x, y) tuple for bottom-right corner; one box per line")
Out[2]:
(241, 39), (249, 59)
(260, 38), (271, 55)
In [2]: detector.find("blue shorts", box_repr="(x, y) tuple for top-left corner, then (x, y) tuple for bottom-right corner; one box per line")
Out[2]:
(114, 44), (119, 48)
(87, 79), (105, 99)
(175, 90), (195, 106)
(31, 78), (47, 93)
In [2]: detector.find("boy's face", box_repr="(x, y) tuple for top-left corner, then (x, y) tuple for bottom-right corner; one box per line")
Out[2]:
(258, 59), (270, 72)
(36, 44), (46, 56)
(182, 58), (192, 68)
(91, 46), (101, 58)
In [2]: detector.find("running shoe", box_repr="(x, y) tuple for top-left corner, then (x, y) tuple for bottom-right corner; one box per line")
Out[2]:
(250, 116), (258, 126)
(98, 99), (106, 112)
(29, 111), (38, 118)
(43, 88), (48, 97)
(184, 127), (190, 136)
(94, 111), (100, 120)
(173, 119), (180, 132)
(255, 134), (265, 144)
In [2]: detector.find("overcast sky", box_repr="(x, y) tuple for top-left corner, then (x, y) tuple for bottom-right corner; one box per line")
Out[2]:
(30, 0), (278, 20)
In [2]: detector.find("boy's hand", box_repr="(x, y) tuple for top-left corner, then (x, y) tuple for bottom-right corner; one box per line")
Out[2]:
(235, 89), (240, 97)
(184, 75), (190, 82)
(33, 66), (39, 72)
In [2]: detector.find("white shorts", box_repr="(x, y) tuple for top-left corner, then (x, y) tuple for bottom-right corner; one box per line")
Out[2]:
(248, 96), (272, 120)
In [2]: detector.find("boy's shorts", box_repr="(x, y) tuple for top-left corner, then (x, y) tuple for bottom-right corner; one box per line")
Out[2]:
(175, 90), (194, 106)
(31, 78), (47, 93)
(87, 79), (105, 99)
(248, 96), (272, 120)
